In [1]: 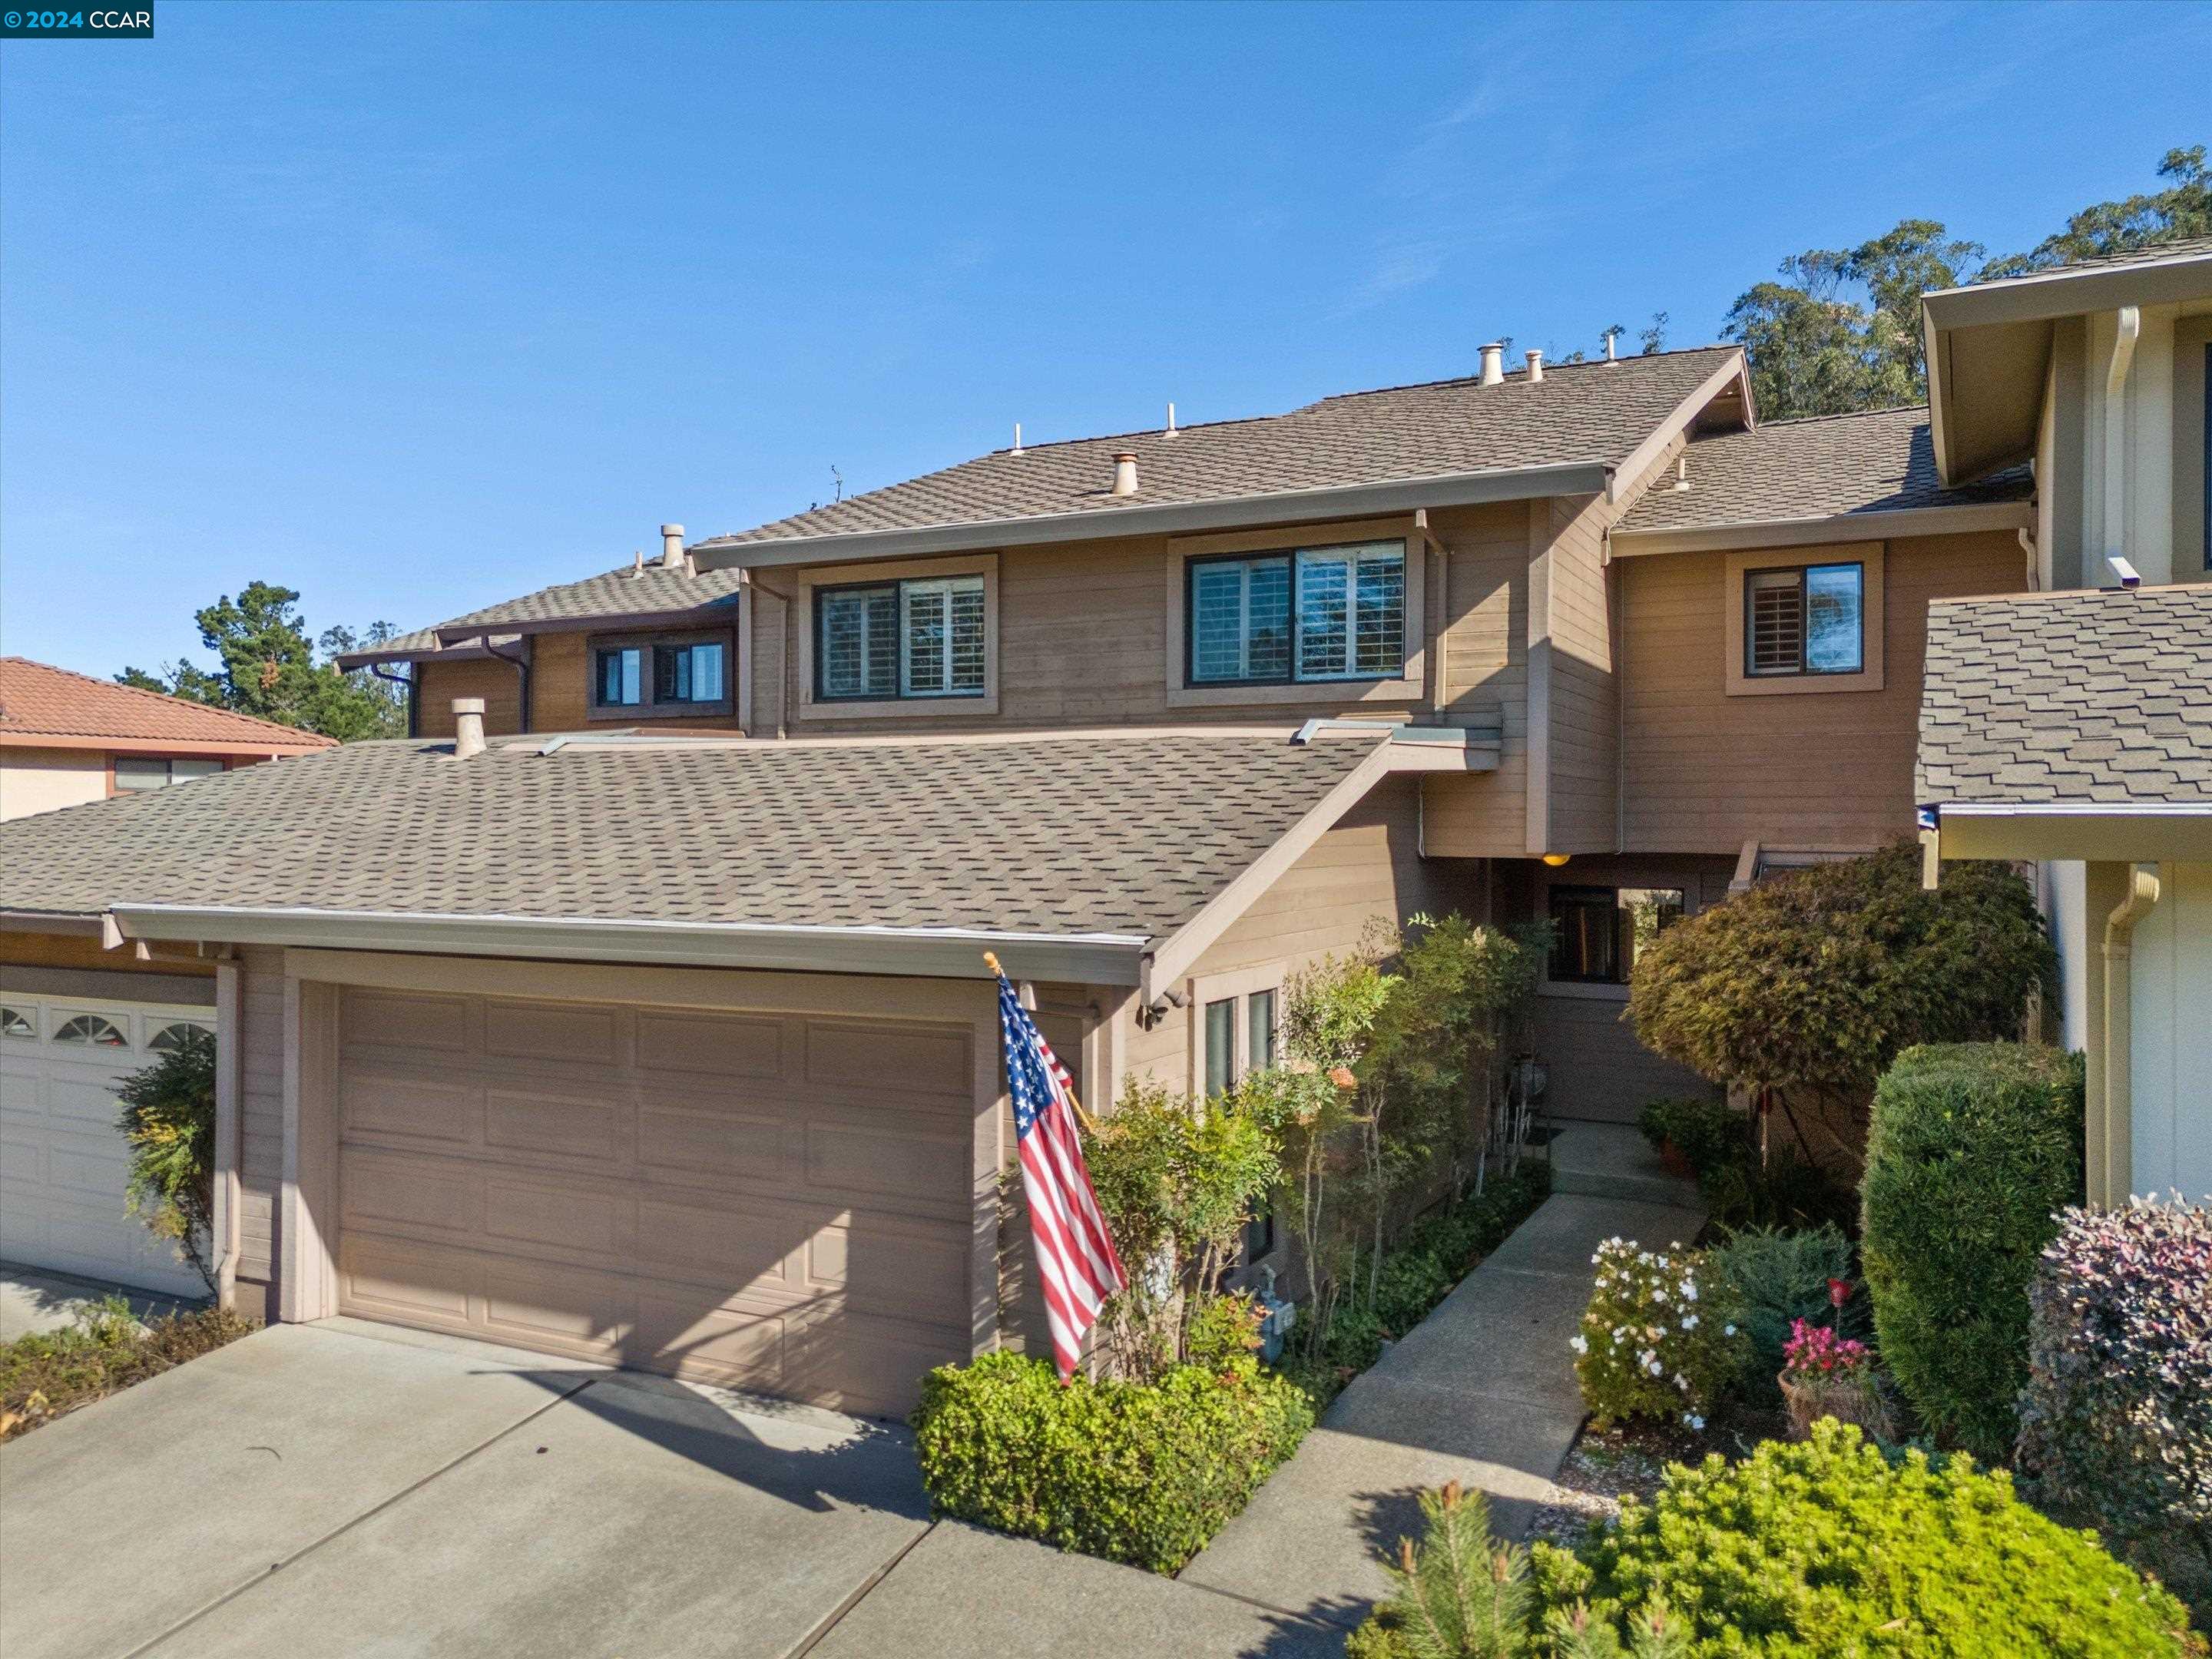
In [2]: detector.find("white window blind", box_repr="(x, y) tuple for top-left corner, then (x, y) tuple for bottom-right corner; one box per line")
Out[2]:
(819, 576), (984, 700)
(1188, 541), (1402, 686)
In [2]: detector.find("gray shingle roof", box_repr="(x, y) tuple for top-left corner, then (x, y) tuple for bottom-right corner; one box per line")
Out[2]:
(433, 561), (747, 633)
(1616, 406), (2031, 536)
(0, 729), (1384, 940)
(1917, 585), (2212, 806)
(1961, 233), (2212, 289)
(694, 347), (1743, 548)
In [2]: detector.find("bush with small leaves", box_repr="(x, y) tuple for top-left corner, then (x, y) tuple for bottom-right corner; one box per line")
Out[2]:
(1571, 1240), (1742, 1433)
(1704, 1224), (1866, 1400)
(2016, 1196), (2212, 1613)
(909, 1349), (1312, 1574)
(1528, 1420), (2201, 1657)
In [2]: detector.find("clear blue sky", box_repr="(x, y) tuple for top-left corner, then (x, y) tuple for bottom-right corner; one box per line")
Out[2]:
(2, 0), (2205, 679)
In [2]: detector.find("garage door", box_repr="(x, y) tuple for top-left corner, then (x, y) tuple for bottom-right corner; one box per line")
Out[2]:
(333, 985), (978, 1417)
(0, 993), (214, 1297)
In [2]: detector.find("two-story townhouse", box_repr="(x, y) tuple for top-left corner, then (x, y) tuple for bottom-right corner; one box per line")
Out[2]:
(0, 329), (2061, 1415)
(1914, 236), (2212, 1207)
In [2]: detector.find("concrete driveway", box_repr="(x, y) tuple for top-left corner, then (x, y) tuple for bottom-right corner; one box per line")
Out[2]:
(0, 1317), (1342, 1659)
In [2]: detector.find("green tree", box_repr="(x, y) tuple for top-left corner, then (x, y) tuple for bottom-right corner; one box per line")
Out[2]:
(1984, 144), (2210, 277)
(118, 584), (406, 741)
(116, 1029), (218, 1293)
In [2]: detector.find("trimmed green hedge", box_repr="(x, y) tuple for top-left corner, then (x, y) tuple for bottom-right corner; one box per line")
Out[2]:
(1530, 1422), (2200, 1658)
(909, 1350), (1313, 1573)
(1861, 1043), (2081, 1461)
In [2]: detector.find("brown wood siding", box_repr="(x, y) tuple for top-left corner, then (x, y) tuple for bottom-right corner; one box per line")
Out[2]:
(1618, 529), (2025, 853)
(1121, 776), (1478, 1090)
(416, 659), (524, 739)
(1420, 502), (1529, 857)
(236, 945), (285, 1292)
(1542, 492), (1620, 854)
(0, 931), (215, 979)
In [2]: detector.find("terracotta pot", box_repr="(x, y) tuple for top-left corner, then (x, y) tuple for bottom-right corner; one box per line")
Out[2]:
(1657, 1138), (1694, 1179)
(1780, 1370), (1895, 1442)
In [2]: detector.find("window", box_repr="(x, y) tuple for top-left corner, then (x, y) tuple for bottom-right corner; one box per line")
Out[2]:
(590, 631), (734, 718)
(1204, 998), (1237, 1096)
(114, 757), (224, 792)
(1548, 886), (1684, 985)
(1745, 562), (1863, 677)
(52, 1014), (127, 1048)
(1187, 541), (1406, 686)
(0, 1007), (31, 1038)
(148, 1022), (211, 1056)
(595, 647), (643, 707)
(1246, 988), (1277, 1071)
(654, 641), (724, 704)
(816, 575), (986, 701)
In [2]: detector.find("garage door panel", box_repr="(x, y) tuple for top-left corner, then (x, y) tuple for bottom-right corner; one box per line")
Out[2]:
(44, 1074), (127, 1132)
(341, 1071), (478, 1144)
(635, 1103), (790, 1179)
(484, 1086), (621, 1163)
(336, 987), (977, 1415)
(802, 1020), (972, 1100)
(484, 1000), (621, 1066)
(803, 1122), (969, 1207)
(343, 988), (470, 1052)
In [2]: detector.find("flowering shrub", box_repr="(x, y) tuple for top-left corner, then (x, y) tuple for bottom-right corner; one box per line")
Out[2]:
(1780, 1316), (1871, 1380)
(1778, 1316), (1892, 1441)
(2016, 1196), (2212, 1611)
(1572, 1239), (1741, 1432)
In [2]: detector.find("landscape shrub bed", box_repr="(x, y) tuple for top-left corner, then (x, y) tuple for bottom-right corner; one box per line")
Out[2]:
(1704, 1223), (1864, 1402)
(0, 1297), (254, 1439)
(1532, 1421), (2198, 1658)
(1861, 1042), (2082, 1462)
(909, 1349), (1313, 1573)
(1571, 1238), (1740, 1432)
(2017, 1196), (2212, 1617)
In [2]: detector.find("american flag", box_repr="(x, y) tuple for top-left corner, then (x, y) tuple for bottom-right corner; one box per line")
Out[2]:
(998, 972), (1126, 1379)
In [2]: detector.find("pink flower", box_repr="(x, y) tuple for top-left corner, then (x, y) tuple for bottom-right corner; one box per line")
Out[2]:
(1828, 1277), (1853, 1310)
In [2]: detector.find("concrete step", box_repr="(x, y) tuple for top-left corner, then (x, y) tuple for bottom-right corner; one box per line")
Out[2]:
(1545, 1122), (1703, 1208)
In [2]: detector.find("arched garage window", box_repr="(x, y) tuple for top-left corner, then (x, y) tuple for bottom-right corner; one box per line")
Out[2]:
(0, 1007), (31, 1038)
(149, 1022), (212, 1055)
(53, 1014), (127, 1048)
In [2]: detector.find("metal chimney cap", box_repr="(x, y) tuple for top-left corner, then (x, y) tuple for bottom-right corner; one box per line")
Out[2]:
(660, 523), (684, 538)
(450, 697), (485, 715)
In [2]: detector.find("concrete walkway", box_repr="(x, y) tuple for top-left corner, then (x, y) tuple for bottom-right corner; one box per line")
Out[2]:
(1182, 1143), (1704, 1633)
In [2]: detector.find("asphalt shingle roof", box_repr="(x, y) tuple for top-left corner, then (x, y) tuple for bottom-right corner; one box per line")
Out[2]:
(1616, 406), (2032, 535)
(1959, 233), (2212, 289)
(0, 728), (1383, 939)
(694, 347), (1743, 548)
(432, 561), (747, 633)
(1917, 585), (2212, 806)
(0, 658), (335, 752)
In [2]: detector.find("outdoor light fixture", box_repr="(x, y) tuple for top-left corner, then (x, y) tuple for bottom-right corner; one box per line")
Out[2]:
(1541, 853), (1571, 867)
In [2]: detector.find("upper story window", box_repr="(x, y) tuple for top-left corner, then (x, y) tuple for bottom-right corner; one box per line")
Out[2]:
(1744, 561), (1863, 677)
(816, 575), (986, 702)
(1187, 541), (1406, 687)
(590, 629), (735, 720)
(1548, 886), (1684, 985)
(115, 757), (224, 792)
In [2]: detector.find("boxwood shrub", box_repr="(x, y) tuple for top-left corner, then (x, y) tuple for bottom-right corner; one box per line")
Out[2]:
(1530, 1420), (2200, 1657)
(908, 1350), (1313, 1573)
(1861, 1042), (2081, 1461)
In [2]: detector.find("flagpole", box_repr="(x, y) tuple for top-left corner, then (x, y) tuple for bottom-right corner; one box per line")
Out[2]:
(984, 950), (1102, 1133)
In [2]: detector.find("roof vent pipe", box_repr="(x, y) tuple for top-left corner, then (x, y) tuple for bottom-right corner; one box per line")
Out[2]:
(452, 697), (486, 760)
(660, 524), (686, 570)
(1012, 422), (1023, 455)
(1111, 453), (1139, 496)
(1479, 343), (1505, 386)
(1674, 455), (1690, 492)
(1165, 402), (1177, 436)
(1604, 331), (1618, 363)
(1525, 349), (1544, 383)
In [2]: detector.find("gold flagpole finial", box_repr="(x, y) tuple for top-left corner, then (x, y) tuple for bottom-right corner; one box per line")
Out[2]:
(982, 949), (1003, 977)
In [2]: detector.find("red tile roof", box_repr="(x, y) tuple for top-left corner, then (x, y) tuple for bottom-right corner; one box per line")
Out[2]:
(0, 658), (337, 756)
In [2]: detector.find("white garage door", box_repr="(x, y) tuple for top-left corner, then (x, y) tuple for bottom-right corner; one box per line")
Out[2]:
(333, 985), (979, 1417)
(0, 994), (214, 1297)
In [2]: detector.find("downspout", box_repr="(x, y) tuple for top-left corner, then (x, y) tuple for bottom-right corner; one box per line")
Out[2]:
(369, 662), (416, 739)
(745, 571), (796, 740)
(2101, 306), (2141, 571)
(2096, 863), (2161, 1207)
(484, 637), (531, 733)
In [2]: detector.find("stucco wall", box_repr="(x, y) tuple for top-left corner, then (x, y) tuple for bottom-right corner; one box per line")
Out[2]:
(0, 747), (106, 820)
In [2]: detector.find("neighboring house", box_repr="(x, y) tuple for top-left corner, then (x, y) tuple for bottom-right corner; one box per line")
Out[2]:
(1915, 236), (2212, 1206)
(0, 657), (333, 820)
(0, 658), (330, 1296)
(0, 266), (2171, 1415)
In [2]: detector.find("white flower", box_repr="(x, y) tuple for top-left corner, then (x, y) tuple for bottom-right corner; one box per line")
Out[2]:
(1647, 1358), (1664, 1377)
(1674, 1373), (1690, 1391)
(1724, 1323), (1737, 1337)
(1684, 1414), (1705, 1432)
(1681, 1283), (1698, 1303)
(1569, 1334), (1588, 1354)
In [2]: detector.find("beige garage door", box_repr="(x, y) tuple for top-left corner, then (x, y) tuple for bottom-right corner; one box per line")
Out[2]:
(333, 984), (978, 1416)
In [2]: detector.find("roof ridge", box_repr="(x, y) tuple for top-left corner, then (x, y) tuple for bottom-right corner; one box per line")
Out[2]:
(1737, 404), (1931, 432)
(0, 657), (334, 745)
(1307, 343), (1739, 408)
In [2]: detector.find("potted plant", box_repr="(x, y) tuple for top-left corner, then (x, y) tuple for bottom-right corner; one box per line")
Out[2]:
(1778, 1316), (1892, 1441)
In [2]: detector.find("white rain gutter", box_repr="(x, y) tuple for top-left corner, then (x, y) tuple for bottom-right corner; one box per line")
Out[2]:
(108, 904), (1150, 986)
(2095, 865), (2161, 1207)
(2101, 305), (2141, 569)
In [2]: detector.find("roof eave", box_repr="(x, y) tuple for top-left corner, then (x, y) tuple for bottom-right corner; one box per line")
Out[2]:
(1925, 800), (2212, 863)
(431, 602), (737, 647)
(108, 904), (1151, 985)
(0, 731), (332, 757)
(690, 462), (1615, 572)
(1922, 249), (2212, 330)
(1610, 498), (2032, 558)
